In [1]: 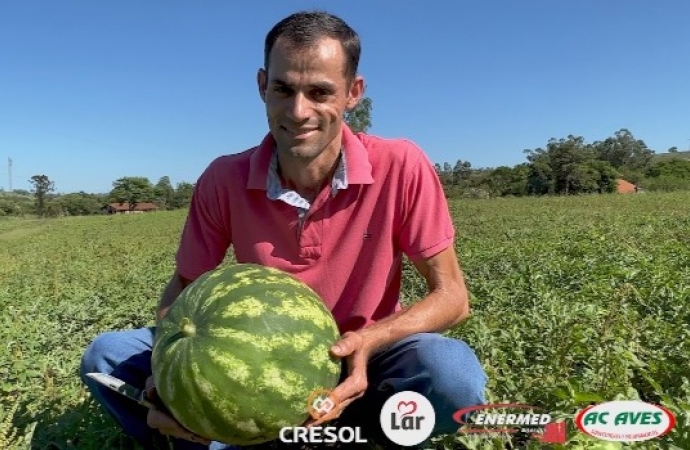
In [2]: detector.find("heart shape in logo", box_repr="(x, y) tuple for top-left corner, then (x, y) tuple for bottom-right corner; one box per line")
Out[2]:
(397, 400), (417, 417)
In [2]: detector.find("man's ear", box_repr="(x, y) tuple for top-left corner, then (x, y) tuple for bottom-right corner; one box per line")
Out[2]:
(257, 68), (267, 103)
(345, 75), (365, 111)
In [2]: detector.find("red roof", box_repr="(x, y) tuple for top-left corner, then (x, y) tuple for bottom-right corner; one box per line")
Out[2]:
(616, 179), (637, 194)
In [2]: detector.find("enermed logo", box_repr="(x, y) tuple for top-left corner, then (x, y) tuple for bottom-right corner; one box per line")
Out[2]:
(575, 400), (676, 442)
(380, 391), (436, 446)
(453, 403), (566, 444)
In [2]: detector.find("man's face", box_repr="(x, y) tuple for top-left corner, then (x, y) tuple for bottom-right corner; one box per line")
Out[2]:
(258, 37), (363, 160)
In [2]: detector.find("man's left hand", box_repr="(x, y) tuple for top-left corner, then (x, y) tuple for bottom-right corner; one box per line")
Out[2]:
(304, 331), (370, 427)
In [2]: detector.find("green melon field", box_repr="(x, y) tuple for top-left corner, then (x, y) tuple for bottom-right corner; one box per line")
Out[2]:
(1, 192), (689, 449)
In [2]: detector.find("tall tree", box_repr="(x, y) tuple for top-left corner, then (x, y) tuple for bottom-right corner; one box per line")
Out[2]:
(434, 163), (443, 177)
(647, 158), (690, 179)
(547, 136), (592, 194)
(592, 129), (654, 172)
(344, 97), (372, 133)
(60, 192), (103, 216)
(154, 176), (176, 210)
(643, 158), (690, 191)
(570, 160), (619, 194)
(109, 177), (154, 211)
(452, 160), (472, 185)
(441, 162), (453, 185)
(489, 165), (529, 196)
(172, 182), (194, 209)
(525, 135), (622, 195)
(29, 175), (55, 217)
(526, 158), (554, 195)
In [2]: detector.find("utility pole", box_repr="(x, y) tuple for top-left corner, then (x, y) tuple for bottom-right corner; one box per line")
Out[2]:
(7, 157), (12, 192)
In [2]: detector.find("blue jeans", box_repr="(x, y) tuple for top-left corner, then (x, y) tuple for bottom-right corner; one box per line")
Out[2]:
(80, 328), (487, 449)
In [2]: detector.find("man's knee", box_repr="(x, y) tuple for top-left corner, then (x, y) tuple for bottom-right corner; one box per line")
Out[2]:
(81, 331), (122, 377)
(416, 333), (487, 408)
(401, 333), (485, 439)
(80, 327), (155, 380)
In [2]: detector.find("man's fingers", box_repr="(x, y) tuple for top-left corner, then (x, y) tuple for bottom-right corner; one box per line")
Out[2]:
(306, 394), (364, 428)
(331, 380), (367, 406)
(306, 375), (367, 428)
(312, 358), (368, 422)
(330, 331), (362, 357)
(178, 430), (211, 445)
(147, 409), (177, 429)
(145, 379), (158, 401)
(147, 409), (210, 445)
(310, 331), (369, 428)
(186, 432), (212, 445)
(145, 375), (155, 391)
(331, 364), (368, 403)
(307, 402), (342, 428)
(145, 375), (157, 399)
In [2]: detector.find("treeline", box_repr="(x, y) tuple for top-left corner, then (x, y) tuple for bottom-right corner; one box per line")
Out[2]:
(0, 176), (194, 218)
(435, 129), (690, 198)
(4, 128), (690, 217)
(108, 176), (194, 212)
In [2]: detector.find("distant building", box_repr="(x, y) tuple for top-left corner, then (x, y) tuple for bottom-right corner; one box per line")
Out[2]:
(616, 179), (639, 194)
(101, 202), (159, 214)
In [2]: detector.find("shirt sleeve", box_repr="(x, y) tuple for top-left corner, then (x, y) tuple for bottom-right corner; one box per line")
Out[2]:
(175, 161), (232, 281)
(397, 143), (455, 261)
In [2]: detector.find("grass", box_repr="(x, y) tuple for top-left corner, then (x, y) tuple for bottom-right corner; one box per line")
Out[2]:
(1, 192), (689, 449)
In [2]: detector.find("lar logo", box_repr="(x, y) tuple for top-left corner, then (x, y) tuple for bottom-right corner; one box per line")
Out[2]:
(380, 391), (435, 446)
(575, 400), (675, 442)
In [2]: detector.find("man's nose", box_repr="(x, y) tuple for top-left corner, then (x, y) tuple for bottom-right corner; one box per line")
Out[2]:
(286, 92), (311, 122)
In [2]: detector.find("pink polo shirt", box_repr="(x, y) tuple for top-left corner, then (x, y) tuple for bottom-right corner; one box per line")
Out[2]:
(175, 125), (455, 334)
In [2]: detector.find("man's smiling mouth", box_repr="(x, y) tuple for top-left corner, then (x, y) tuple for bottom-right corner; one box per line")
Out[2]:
(282, 126), (318, 139)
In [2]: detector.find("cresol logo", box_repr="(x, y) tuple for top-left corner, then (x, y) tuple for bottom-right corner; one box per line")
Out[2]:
(575, 400), (675, 442)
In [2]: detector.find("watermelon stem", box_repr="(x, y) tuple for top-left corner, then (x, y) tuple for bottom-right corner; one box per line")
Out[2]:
(180, 318), (196, 337)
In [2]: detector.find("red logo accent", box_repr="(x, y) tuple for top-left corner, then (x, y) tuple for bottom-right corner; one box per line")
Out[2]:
(397, 401), (417, 417)
(535, 422), (567, 443)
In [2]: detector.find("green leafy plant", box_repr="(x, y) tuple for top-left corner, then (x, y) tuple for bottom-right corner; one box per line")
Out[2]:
(1, 192), (689, 448)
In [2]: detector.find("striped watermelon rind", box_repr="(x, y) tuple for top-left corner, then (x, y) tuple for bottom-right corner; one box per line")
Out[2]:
(151, 263), (342, 445)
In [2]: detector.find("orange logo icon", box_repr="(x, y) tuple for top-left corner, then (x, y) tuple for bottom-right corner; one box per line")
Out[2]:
(307, 389), (340, 420)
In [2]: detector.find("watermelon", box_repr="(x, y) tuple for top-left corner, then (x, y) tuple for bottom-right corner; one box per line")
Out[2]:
(151, 263), (342, 445)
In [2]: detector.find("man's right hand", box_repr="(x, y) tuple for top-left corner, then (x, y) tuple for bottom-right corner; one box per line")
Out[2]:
(145, 376), (212, 446)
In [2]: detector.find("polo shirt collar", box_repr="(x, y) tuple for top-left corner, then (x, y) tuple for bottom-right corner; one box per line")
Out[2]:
(247, 124), (374, 190)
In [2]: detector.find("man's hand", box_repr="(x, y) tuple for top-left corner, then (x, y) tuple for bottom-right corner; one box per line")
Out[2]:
(145, 376), (212, 445)
(303, 247), (471, 427)
(304, 332), (370, 427)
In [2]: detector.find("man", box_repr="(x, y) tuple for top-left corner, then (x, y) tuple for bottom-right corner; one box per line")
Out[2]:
(80, 10), (487, 450)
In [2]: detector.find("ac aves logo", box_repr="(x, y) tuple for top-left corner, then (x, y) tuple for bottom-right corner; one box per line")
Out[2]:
(380, 391), (435, 446)
(575, 400), (675, 442)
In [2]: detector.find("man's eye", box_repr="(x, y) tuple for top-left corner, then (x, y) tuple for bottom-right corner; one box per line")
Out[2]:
(312, 89), (330, 99)
(274, 86), (292, 95)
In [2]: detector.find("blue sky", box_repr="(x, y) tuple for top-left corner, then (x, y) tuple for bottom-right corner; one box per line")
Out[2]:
(1, 1), (689, 194)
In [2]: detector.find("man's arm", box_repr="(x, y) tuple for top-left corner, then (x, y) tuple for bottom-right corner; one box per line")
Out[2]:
(156, 269), (193, 322)
(308, 244), (469, 426)
(359, 244), (469, 354)
(161, 157), (232, 323)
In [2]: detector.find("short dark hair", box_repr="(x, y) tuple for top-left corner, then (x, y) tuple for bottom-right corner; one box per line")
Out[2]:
(264, 11), (361, 81)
